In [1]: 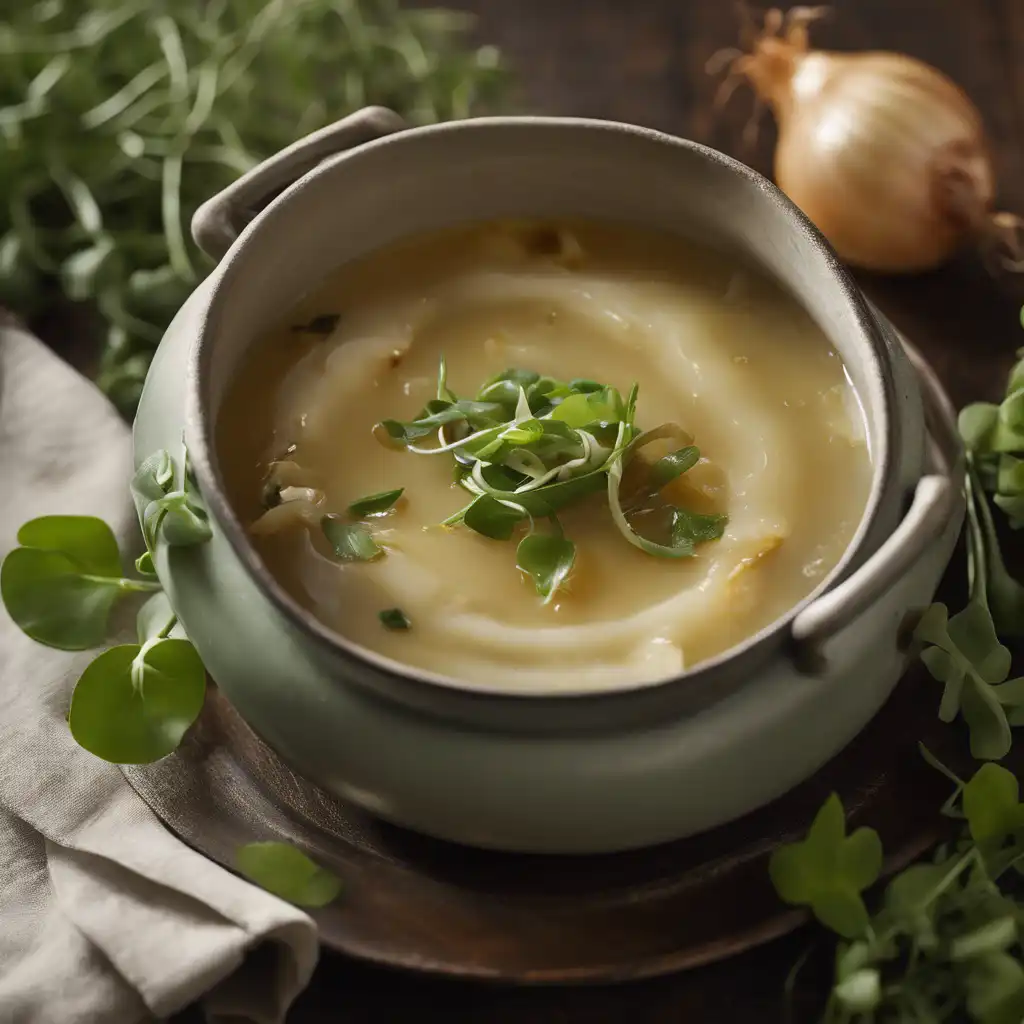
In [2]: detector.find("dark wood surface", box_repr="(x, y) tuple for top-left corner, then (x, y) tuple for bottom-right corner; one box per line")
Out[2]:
(169, 2), (1024, 1021)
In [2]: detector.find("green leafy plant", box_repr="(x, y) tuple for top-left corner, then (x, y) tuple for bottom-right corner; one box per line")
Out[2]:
(1, 515), (159, 649)
(913, 346), (1024, 759)
(347, 487), (404, 516)
(236, 841), (342, 908)
(769, 794), (883, 940)
(771, 315), (1024, 1021)
(1, 448), (212, 763)
(773, 759), (1024, 1022)
(0, 0), (509, 414)
(373, 359), (728, 603)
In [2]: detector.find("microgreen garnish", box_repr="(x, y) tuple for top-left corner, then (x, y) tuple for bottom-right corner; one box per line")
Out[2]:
(649, 445), (701, 489)
(235, 841), (342, 908)
(347, 488), (404, 516)
(379, 608), (411, 631)
(516, 533), (576, 604)
(607, 424), (711, 559)
(463, 495), (526, 540)
(321, 516), (382, 562)
(670, 508), (729, 554)
(374, 360), (728, 604)
(290, 313), (341, 335)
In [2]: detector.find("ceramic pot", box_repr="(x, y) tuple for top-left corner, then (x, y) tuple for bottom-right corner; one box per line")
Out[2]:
(135, 107), (964, 854)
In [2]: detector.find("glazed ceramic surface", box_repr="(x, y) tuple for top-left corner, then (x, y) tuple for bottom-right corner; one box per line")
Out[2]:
(134, 108), (964, 853)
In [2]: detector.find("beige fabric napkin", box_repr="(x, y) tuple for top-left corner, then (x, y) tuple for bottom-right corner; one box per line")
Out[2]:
(0, 322), (319, 1023)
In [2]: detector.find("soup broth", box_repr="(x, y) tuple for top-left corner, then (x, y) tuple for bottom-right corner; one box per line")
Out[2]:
(218, 220), (872, 690)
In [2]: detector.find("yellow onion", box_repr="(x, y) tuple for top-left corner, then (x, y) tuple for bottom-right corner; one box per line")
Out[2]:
(709, 6), (1019, 273)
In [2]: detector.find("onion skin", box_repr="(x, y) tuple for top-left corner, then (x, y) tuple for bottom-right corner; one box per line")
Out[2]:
(713, 8), (1001, 273)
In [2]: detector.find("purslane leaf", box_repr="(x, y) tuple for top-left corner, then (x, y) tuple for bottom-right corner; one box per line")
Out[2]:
(464, 495), (526, 540)
(235, 841), (342, 908)
(321, 517), (382, 561)
(68, 639), (205, 764)
(377, 360), (726, 603)
(516, 534), (575, 604)
(347, 488), (404, 516)
(16, 515), (121, 577)
(1, 547), (125, 650)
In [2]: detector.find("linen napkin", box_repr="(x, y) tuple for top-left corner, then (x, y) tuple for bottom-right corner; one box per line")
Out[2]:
(0, 320), (319, 1024)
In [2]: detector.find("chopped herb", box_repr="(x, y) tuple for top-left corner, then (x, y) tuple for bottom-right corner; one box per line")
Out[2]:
(291, 313), (341, 335)
(321, 516), (382, 562)
(347, 488), (404, 516)
(379, 608), (411, 630)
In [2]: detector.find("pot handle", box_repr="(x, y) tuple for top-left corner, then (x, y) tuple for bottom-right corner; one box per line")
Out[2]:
(191, 106), (406, 262)
(790, 340), (964, 673)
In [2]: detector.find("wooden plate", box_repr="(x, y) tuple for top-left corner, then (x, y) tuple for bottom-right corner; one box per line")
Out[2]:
(121, 606), (975, 984)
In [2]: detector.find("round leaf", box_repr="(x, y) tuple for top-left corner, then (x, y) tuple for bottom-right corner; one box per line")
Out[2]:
(68, 640), (206, 763)
(464, 495), (525, 541)
(16, 515), (122, 576)
(236, 841), (342, 908)
(516, 534), (575, 604)
(1, 547), (123, 650)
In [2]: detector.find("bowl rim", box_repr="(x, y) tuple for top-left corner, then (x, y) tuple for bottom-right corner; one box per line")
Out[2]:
(184, 114), (901, 704)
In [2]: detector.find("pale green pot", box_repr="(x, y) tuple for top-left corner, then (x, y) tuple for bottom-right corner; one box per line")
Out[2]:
(133, 108), (965, 854)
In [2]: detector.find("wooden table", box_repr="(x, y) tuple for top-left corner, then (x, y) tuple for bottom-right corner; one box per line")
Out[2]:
(175, 1), (1024, 1020)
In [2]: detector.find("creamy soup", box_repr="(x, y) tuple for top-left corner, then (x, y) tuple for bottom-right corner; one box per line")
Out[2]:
(218, 220), (872, 690)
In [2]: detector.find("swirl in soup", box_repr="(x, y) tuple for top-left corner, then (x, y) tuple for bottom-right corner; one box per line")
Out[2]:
(218, 220), (871, 690)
